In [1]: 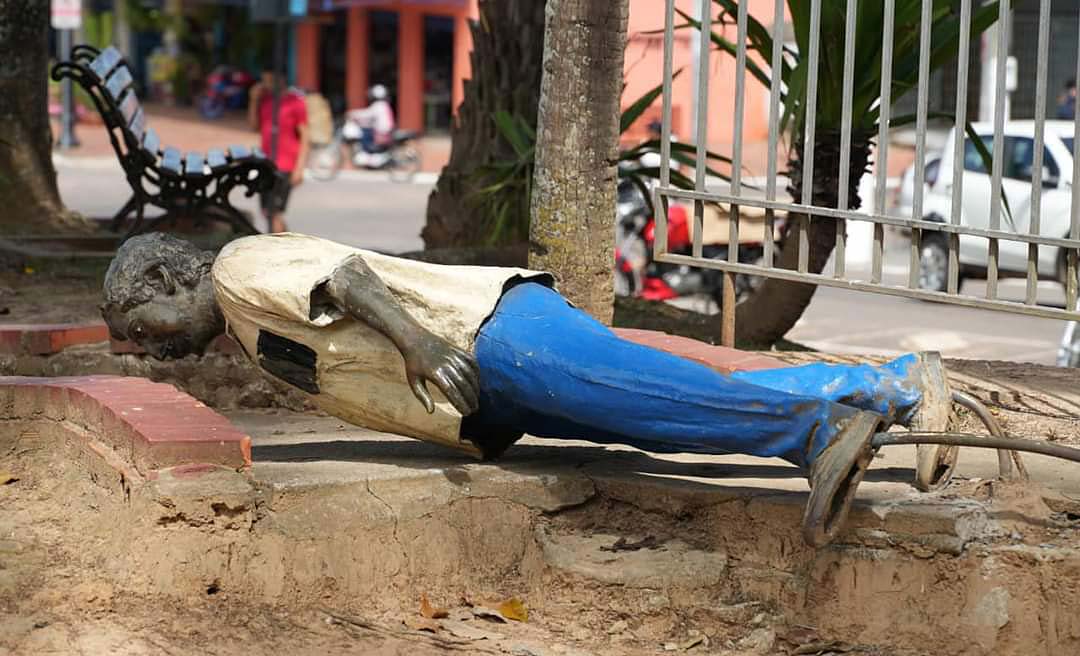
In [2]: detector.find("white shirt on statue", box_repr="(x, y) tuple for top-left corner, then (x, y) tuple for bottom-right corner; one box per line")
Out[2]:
(211, 233), (551, 455)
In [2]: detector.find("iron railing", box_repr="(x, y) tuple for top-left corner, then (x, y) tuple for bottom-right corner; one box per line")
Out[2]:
(653, 0), (1080, 346)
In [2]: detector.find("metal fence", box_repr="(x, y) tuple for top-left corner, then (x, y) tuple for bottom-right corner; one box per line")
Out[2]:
(653, 0), (1080, 347)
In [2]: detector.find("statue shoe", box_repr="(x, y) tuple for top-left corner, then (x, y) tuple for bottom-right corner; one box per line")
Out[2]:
(907, 352), (959, 492)
(802, 411), (885, 548)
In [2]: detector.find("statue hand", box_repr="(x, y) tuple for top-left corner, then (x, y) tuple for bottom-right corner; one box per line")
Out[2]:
(403, 334), (481, 416)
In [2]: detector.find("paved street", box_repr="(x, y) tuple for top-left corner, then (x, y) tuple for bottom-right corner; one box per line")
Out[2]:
(57, 159), (1067, 365)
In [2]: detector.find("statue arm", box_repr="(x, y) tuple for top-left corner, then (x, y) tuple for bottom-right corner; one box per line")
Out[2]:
(325, 255), (480, 416)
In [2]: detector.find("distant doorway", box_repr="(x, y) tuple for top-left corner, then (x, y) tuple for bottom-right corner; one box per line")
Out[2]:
(423, 15), (454, 133)
(318, 13), (348, 114)
(369, 11), (399, 109)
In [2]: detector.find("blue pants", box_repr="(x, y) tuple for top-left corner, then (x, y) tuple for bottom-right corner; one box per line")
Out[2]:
(359, 127), (376, 153)
(470, 283), (922, 468)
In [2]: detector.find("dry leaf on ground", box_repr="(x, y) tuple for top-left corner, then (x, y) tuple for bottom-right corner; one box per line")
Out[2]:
(420, 594), (448, 619)
(0, 472), (18, 485)
(497, 598), (528, 622)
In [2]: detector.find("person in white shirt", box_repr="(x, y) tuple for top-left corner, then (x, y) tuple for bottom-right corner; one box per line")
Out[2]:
(347, 84), (396, 153)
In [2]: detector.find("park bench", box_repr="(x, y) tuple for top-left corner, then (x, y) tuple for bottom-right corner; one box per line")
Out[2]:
(51, 45), (275, 237)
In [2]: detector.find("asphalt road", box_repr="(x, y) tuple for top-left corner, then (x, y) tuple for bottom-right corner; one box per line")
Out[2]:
(56, 159), (1067, 365)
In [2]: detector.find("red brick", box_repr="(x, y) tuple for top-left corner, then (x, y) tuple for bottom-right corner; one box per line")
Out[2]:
(613, 328), (787, 374)
(0, 375), (251, 473)
(0, 323), (108, 355)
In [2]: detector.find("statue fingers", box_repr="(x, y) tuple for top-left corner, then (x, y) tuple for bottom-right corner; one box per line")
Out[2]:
(454, 349), (480, 377)
(434, 370), (474, 417)
(442, 365), (479, 414)
(408, 375), (436, 414)
(447, 352), (481, 397)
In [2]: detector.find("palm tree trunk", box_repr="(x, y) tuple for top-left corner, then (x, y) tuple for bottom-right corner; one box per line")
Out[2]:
(422, 0), (546, 249)
(529, 0), (630, 322)
(0, 0), (88, 235)
(734, 130), (873, 347)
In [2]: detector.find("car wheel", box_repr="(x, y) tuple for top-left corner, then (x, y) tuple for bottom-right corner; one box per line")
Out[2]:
(918, 233), (950, 293)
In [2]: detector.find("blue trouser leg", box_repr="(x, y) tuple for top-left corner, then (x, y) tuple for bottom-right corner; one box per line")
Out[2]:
(730, 355), (924, 426)
(472, 284), (879, 468)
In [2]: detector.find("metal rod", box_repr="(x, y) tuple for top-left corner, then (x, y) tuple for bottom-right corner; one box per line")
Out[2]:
(1026, 0), (1052, 306)
(871, 433), (1080, 465)
(692, 0), (711, 260)
(653, 252), (1080, 322)
(764, 0), (785, 269)
(949, 0), (972, 295)
(953, 390), (1014, 480)
(1070, 9), (1080, 312)
(270, 19), (285, 165)
(659, 188), (1080, 251)
(986, 0), (1010, 300)
(910, 0), (933, 289)
(656, 0), (676, 258)
(721, 0), (751, 348)
(873, 0), (896, 286)
(798, 0), (823, 275)
(836, 0), (858, 279)
(58, 28), (80, 149)
(721, 272), (736, 347)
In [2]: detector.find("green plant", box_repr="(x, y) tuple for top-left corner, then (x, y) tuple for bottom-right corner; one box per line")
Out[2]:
(468, 78), (733, 246)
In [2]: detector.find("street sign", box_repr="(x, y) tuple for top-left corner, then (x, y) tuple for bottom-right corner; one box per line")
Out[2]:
(51, 0), (82, 30)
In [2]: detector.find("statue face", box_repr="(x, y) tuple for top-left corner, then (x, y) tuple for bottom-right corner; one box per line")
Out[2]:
(103, 271), (221, 360)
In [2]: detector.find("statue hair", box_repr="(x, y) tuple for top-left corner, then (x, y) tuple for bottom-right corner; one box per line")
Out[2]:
(102, 233), (215, 313)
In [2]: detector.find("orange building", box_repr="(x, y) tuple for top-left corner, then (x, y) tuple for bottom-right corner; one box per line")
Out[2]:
(622, 0), (780, 154)
(293, 0), (479, 132)
(293, 0), (777, 153)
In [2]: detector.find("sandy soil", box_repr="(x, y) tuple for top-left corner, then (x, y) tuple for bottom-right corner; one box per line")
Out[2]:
(0, 440), (551, 656)
(0, 425), (929, 656)
(0, 266), (105, 325)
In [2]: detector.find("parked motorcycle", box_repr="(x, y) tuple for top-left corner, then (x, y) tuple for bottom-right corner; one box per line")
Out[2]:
(614, 179), (767, 310)
(197, 67), (255, 119)
(308, 117), (422, 183)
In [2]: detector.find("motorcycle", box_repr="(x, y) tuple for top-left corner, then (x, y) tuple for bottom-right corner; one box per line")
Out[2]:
(614, 179), (767, 310)
(197, 67), (255, 120)
(308, 117), (422, 183)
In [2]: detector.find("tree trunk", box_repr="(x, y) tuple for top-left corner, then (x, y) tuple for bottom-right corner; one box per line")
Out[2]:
(0, 1), (89, 235)
(423, 0), (546, 249)
(529, 0), (629, 322)
(734, 131), (873, 347)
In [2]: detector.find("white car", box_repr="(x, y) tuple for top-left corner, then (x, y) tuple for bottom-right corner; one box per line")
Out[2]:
(917, 121), (1076, 292)
(894, 151), (941, 220)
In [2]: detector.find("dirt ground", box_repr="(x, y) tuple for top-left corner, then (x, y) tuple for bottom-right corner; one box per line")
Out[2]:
(0, 264), (105, 325)
(1, 431), (934, 656)
(0, 440), (563, 656)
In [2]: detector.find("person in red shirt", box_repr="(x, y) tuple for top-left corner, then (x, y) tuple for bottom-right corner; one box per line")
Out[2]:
(248, 71), (309, 233)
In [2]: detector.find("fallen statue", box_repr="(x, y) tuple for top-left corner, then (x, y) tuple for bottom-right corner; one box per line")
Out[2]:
(101, 232), (1027, 547)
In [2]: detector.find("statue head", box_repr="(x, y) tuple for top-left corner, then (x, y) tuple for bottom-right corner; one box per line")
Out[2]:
(101, 233), (222, 360)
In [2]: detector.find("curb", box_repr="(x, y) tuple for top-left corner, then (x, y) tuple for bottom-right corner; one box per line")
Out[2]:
(53, 153), (440, 185)
(0, 375), (251, 472)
